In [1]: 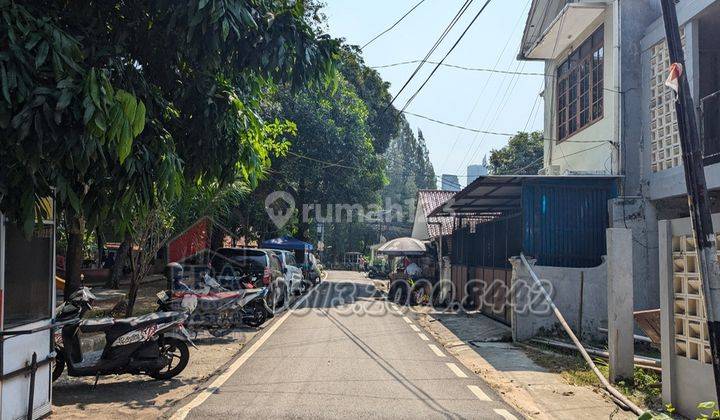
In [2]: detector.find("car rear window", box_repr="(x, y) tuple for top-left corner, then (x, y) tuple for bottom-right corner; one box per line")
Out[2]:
(212, 249), (268, 275)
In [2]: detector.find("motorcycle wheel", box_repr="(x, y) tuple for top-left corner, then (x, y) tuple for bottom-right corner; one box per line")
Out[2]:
(244, 302), (268, 328)
(389, 281), (410, 306)
(149, 338), (190, 380)
(52, 350), (65, 382)
(410, 279), (432, 306)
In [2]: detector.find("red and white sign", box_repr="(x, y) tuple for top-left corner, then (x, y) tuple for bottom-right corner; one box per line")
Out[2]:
(665, 62), (684, 98)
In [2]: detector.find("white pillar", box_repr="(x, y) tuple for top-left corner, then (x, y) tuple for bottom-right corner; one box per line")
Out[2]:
(607, 228), (635, 382)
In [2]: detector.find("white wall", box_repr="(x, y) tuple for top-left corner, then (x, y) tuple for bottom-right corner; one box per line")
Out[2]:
(542, 7), (618, 175)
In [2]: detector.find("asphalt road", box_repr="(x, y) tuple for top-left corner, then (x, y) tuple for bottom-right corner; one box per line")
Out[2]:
(180, 271), (520, 419)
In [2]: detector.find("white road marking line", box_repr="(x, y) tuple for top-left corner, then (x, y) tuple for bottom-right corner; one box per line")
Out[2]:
(394, 309), (403, 316)
(418, 333), (430, 341)
(410, 324), (420, 332)
(467, 385), (492, 401)
(446, 362), (468, 378)
(402, 316), (412, 324)
(390, 303), (398, 310)
(493, 409), (518, 420)
(169, 283), (320, 420)
(428, 344), (446, 357)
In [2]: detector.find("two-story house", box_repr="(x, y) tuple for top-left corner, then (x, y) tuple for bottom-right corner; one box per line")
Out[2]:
(519, 0), (720, 416)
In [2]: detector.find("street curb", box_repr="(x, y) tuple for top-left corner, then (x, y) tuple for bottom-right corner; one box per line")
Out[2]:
(413, 312), (550, 420)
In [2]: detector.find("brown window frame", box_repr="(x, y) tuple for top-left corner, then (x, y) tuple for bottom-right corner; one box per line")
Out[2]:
(556, 25), (605, 142)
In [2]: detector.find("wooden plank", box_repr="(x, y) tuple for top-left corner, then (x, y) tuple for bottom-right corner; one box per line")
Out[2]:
(634, 309), (662, 345)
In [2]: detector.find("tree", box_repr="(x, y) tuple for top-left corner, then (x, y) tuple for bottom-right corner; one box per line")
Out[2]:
(489, 131), (544, 175)
(381, 121), (436, 238)
(0, 1), (337, 297)
(263, 77), (386, 241)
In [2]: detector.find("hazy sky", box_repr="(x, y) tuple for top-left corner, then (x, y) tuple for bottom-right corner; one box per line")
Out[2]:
(322, 0), (545, 186)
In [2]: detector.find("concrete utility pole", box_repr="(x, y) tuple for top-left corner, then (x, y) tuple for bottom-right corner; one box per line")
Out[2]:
(606, 228), (635, 382)
(660, 0), (720, 401)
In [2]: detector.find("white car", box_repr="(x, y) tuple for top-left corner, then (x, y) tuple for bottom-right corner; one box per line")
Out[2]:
(267, 250), (306, 295)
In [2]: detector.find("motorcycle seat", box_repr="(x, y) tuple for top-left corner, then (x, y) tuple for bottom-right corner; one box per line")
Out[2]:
(105, 312), (184, 343)
(113, 311), (182, 328)
(196, 292), (243, 305)
(80, 317), (115, 333)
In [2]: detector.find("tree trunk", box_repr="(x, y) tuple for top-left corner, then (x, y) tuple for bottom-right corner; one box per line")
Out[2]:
(125, 271), (140, 318)
(64, 213), (85, 300)
(96, 228), (105, 267)
(107, 234), (130, 289)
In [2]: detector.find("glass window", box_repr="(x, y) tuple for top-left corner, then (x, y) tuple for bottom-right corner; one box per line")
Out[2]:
(3, 222), (53, 328)
(556, 25), (605, 141)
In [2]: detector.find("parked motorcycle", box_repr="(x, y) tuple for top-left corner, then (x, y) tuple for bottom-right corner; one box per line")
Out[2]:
(157, 273), (272, 336)
(52, 287), (194, 382)
(367, 265), (389, 279)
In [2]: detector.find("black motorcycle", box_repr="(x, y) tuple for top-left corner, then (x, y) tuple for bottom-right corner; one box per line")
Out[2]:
(157, 273), (273, 336)
(53, 288), (194, 382)
(368, 265), (389, 279)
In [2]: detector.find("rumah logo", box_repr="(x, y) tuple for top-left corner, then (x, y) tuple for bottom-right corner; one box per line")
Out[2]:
(265, 191), (295, 229)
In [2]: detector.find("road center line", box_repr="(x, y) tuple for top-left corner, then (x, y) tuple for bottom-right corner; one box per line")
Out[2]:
(428, 344), (445, 357)
(446, 362), (468, 378)
(410, 324), (420, 332)
(467, 385), (491, 401)
(493, 409), (518, 420)
(402, 316), (412, 324)
(418, 333), (430, 341)
(169, 283), (321, 420)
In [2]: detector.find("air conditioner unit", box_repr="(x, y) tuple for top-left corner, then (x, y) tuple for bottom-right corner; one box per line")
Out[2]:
(539, 165), (561, 176)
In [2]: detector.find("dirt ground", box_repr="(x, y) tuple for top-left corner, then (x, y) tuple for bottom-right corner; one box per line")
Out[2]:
(51, 327), (260, 419)
(51, 279), (263, 418)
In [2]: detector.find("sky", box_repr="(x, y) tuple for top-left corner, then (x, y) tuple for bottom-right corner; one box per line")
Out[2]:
(322, 0), (545, 187)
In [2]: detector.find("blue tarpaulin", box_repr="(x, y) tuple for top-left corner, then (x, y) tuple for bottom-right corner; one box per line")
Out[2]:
(261, 236), (314, 251)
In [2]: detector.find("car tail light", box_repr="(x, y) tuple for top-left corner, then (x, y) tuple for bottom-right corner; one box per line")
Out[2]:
(262, 267), (272, 285)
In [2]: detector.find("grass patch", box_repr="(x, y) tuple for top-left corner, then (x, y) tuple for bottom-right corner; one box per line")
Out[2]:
(523, 344), (662, 411)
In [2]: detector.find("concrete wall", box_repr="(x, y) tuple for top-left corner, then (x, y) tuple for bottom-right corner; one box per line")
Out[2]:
(608, 197), (660, 311)
(510, 257), (608, 343)
(658, 218), (716, 419)
(640, 0), (720, 202)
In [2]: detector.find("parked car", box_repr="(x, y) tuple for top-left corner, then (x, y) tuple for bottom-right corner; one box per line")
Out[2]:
(211, 248), (288, 312)
(266, 249), (306, 295)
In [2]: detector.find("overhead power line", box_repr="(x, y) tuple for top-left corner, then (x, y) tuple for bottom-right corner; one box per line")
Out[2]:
(373, 60), (546, 76)
(400, 0), (495, 113)
(402, 111), (613, 144)
(385, 0), (476, 112)
(361, 0), (429, 50)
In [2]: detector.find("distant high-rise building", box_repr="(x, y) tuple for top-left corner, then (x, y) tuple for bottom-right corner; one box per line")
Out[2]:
(441, 174), (461, 191)
(467, 155), (489, 184)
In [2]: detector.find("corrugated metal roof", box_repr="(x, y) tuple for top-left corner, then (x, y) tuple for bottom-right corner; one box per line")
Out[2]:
(417, 190), (455, 238)
(429, 175), (620, 217)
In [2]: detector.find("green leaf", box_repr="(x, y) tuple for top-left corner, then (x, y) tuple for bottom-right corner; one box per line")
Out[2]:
(131, 100), (145, 137)
(89, 70), (100, 107)
(56, 89), (72, 110)
(117, 120), (132, 163)
(83, 103), (95, 125)
(66, 186), (81, 213)
(198, 0), (210, 10)
(222, 18), (230, 41)
(0, 64), (10, 103)
(698, 402), (717, 410)
(35, 41), (49, 69)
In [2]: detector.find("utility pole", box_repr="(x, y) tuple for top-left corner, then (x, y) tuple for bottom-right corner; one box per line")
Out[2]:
(660, 0), (720, 401)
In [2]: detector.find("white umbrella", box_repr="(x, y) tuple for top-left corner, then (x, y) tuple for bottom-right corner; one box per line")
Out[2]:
(376, 237), (428, 256)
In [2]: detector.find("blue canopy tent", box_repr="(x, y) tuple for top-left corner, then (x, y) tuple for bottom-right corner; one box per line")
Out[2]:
(261, 236), (314, 266)
(261, 236), (313, 251)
